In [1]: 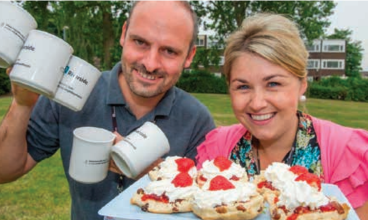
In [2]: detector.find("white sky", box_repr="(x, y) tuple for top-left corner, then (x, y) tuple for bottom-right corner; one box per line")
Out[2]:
(327, 1), (368, 71)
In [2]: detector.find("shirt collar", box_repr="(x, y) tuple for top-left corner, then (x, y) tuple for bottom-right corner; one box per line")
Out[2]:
(106, 62), (126, 106)
(106, 62), (176, 117)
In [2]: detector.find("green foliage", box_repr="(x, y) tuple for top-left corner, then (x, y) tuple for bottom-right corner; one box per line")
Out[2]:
(22, 1), (132, 70)
(192, 1), (336, 67)
(0, 69), (10, 96)
(308, 76), (368, 102)
(308, 83), (347, 100)
(176, 69), (228, 94)
(191, 47), (223, 69)
(327, 29), (364, 78)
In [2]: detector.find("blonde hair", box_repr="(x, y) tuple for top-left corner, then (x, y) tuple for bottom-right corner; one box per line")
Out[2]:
(223, 13), (308, 84)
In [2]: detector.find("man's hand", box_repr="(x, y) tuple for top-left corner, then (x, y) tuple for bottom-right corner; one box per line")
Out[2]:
(108, 131), (163, 180)
(6, 67), (39, 107)
(109, 132), (124, 174)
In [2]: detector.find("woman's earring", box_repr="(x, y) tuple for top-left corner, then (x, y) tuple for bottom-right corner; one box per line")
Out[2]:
(299, 95), (306, 102)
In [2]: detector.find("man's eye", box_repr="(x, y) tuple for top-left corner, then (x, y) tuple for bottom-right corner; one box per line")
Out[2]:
(164, 49), (176, 56)
(135, 39), (145, 46)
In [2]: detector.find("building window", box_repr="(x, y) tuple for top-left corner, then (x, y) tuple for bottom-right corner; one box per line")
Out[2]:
(323, 45), (344, 52)
(307, 40), (321, 52)
(307, 44), (320, 52)
(322, 40), (345, 53)
(307, 59), (320, 69)
(196, 35), (205, 47)
(321, 59), (345, 70)
(219, 56), (224, 65)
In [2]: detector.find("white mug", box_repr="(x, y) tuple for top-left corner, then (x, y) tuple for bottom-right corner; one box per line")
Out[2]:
(0, 2), (37, 68)
(52, 56), (102, 112)
(111, 122), (170, 179)
(9, 30), (73, 97)
(69, 127), (116, 184)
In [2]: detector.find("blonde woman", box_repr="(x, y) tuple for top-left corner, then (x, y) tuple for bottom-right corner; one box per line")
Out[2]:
(196, 13), (368, 219)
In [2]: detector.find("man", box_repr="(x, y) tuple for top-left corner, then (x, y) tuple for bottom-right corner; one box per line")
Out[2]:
(0, 1), (216, 219)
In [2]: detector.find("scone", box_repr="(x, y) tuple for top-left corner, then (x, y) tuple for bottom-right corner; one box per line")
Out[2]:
(192, 175), (264, 220)
(258, 162), (350, 220)
(197, 156), (248, 187)
(148, 156), (197, 181)
(131, 172), (199, 213)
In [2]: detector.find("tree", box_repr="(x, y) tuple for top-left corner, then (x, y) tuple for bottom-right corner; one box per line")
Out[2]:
(191, 1), (336, 68)
(22, 1), (132, 70)
(327, 29), (363, 78)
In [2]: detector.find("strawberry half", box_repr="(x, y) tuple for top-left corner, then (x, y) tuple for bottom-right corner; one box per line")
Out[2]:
(171, 172), (193, 188)
(209, 175), (235, 191)
(175, 158), (195, 173)
(295, 172), (322, 191)
(213, 156), (232, 171)
(289, 165), (309, 176)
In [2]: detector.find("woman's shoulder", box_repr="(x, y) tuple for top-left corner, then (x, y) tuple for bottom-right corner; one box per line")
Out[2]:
(206, 124), (246, 139)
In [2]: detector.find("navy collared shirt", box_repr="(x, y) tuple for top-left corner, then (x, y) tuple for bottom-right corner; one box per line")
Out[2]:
(27, 62), (216, 220)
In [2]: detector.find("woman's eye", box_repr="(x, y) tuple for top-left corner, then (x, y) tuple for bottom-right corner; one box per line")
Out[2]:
(268, 82), (280, 87)
(237, 85), (249, 90)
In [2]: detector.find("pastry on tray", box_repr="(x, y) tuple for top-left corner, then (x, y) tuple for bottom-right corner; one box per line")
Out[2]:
(131, 172), (199, 213)
(192, 175), (264, 220)
(255, 162), (350, 220)
(148, 156), (197, 181)
(197, 156), (248, 187)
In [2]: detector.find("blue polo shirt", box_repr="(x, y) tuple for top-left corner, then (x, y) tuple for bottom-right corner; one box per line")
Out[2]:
(27, 62), (216, 220)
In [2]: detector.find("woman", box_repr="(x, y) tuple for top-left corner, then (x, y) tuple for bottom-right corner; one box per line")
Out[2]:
(196, 13), (368, 219)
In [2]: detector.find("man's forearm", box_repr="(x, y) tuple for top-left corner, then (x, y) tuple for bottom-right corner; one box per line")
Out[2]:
(0, 99), (34, 183)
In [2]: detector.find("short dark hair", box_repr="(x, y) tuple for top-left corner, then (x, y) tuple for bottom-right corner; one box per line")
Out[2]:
(126, 1), (198, 51)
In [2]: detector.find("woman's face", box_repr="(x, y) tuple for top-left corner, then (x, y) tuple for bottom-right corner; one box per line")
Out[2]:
(229, 53), (307, 142)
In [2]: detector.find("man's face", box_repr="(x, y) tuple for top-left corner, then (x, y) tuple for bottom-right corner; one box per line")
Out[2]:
(120, 1), (196, 98)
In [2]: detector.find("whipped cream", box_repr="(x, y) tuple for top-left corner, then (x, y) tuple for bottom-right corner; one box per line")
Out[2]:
(144, 179), (199, 202)
(193, 181), (259, 209)
(264, 162), (328, 211)
(157, 156), (197, 179)
(264, 162), (297, 190)
(200, 159), (246, 180)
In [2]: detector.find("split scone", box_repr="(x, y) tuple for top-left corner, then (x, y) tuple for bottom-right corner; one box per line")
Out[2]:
(197, 156), (248, 187)
(148, 156), (197, 181)
(131, 172), (199, 213)
(192, 175), (264, 220)
(257, 162), (350, 220)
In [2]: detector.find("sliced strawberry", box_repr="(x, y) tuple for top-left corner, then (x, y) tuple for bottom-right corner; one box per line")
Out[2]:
(289, 165), (309, 176)
(257, 180), (276, 190)
(294, 206), (311, 214)
(295, 172), (322, 191)
(199, 175), (207, 182)
(175, 158), (195, 173)
(171, 172), (193, 188)
(213, 156), (232, 171)
(209, 175), (235, 191)
(141, 193), (169, 203)
(320, 202), (338, 212)
(230, 175), (239, 181)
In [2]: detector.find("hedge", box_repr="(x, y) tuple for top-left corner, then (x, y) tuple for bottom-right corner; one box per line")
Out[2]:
(0, 69), (11, 96)
(308, 76), (368, 102)
(176, 69), (228, 94)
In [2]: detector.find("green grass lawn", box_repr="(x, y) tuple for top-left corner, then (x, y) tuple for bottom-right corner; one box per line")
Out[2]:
(0, 94), (368, 219)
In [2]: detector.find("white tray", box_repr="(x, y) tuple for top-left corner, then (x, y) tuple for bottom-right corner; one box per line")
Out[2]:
(98, 175), (360, 220)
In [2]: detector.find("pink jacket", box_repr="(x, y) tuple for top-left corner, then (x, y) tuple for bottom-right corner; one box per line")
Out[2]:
(196, 117), (368, 208)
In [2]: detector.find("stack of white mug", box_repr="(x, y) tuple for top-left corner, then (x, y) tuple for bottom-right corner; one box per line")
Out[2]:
(1, 2), (171, 184)
(0, 1), (101, 112)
